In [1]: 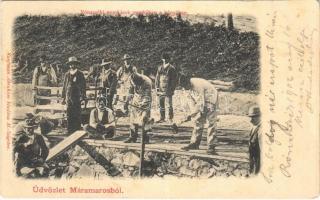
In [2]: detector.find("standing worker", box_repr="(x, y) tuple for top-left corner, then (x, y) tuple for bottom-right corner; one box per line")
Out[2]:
(247, 105), (261, 174)
(124, 70), (152, 143)
(115, 54), (137, 115)
(155, 52), (179, 123)
(62, 56), (86, 134)
(32, 55), (57, 105)
(179, 75), (219, 154)
(100, 59), (117, 110)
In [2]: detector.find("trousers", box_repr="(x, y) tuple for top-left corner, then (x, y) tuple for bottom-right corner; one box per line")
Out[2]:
(190, 108), (218, 149)
(249, 140), (261, 174)
(83, 124), (115, 139)
(159, 95), (173, 120)
(66, 102), (82, 134)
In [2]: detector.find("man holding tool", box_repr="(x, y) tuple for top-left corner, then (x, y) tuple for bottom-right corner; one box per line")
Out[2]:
(177, 75), (219, 154)
(124, 69), (153, 143)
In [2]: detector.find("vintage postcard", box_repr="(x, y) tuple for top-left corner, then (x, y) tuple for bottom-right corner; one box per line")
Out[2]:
(0, 0), (319, 198)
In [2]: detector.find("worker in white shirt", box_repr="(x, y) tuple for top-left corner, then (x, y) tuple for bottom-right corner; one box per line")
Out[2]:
(178, 75), (219, 154)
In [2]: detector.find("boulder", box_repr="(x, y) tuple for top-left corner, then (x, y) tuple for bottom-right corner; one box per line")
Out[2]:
(179, 166), (197, 177)
(233, 169), (249, 177)
(73, 164), (93, 177)
(174, 156), (190, 168)
(189, 159), (211, 170)
(198, 167), (217, 178)
(111, 157), (123, 166)
(122, 152), (140, 167)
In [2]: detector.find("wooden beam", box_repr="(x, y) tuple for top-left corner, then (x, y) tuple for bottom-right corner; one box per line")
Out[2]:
(35, 86), (103, 91)
(46, 130), (87, 162)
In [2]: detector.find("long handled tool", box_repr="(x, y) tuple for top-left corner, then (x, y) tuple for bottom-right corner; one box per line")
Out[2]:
(116, 98), (150, 111)
(171, 118), (191, 134)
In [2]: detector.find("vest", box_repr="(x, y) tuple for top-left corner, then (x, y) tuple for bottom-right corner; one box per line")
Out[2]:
(36, 66), (51, 86)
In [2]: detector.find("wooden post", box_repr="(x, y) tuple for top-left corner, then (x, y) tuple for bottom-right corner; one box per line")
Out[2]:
(139, 127), (146, 177)
(227, 13), (234, 30)
(94, 77), (98, 99)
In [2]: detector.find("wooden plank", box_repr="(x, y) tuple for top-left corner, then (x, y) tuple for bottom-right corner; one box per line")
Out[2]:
(115, 129), (249, 141)
(35, 86), (62, 90)
(82, 139), (249, 162)
(116, 123), (249, 134)
(46, 130), (87, 162)
(35, 95), (62, 100)
(35, 86), (102, 91)
(35, 96), (96, 101)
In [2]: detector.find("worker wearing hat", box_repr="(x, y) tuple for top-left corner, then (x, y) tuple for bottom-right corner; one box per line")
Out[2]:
(100, 59), (117, 110)
(62, 56), (86, 134)
(32, 54), (58, 105)
(15, 113), (56, 136)
(248, 105), (261, 174)
(13, 118), (49, 177)
(155, 52), (179, 123)
(115, 54), (137, 115)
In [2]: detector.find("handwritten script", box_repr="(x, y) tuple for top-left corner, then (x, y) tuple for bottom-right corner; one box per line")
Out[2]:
(262, 11), (318, 183)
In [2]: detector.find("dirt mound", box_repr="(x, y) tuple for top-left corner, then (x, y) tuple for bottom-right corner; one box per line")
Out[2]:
(13, 14), (260, 91)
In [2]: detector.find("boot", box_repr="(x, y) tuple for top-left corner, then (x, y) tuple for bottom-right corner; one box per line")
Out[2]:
(181, 143), (199, 151)
(124, 137), (137, 143)
(156, 110), (166, 123)
(207, 146), (217, 155)
(156, 118), (165, 123)
(124, 128), (138, 143)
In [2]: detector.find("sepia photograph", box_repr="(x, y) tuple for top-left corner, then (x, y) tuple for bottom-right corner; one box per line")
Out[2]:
(12, 12), (260, 179)
(1, 1), (318, 198)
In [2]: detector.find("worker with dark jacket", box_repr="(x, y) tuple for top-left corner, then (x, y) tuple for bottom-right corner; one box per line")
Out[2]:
(155, 52), (178, 123)
(100, 59), (117, 110)
(14, 118), (49, 177)
(62, 56), (86, 134)
(247, 106), (261, 174)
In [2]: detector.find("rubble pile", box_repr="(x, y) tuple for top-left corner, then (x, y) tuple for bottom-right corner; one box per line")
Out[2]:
(56, 145), (249, 179)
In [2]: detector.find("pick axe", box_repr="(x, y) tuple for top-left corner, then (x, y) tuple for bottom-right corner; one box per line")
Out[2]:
(171, 115), (192, 134)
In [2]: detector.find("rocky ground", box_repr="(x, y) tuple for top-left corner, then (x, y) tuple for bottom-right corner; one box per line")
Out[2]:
(48, 144), (250, 179)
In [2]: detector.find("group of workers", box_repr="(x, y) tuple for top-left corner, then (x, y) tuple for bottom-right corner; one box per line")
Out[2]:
(14, 52), (261, 177)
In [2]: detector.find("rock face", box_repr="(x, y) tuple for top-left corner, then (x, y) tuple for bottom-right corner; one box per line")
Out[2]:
(59, 143), (250, 179)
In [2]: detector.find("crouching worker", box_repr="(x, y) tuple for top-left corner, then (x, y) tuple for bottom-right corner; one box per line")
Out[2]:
(13, 119), (49, 178)
(124, 70), (153, 143)
(84, 97), (116, 140)
(179, 75), (219, 154)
